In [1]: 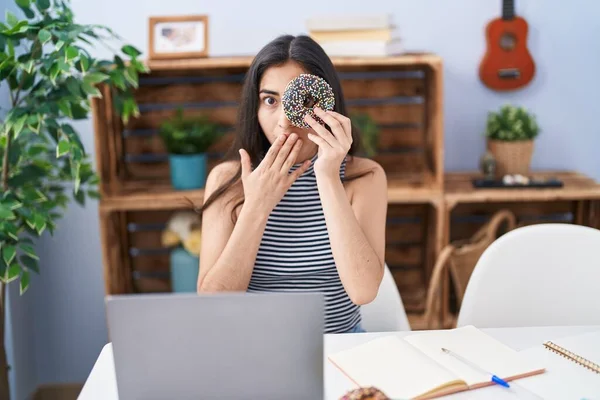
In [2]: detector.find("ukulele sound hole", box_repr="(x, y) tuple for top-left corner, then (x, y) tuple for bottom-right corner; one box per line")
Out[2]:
(499, 33), (516, 50)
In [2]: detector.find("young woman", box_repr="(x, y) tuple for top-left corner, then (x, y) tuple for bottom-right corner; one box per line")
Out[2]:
(196, 34), (388, 334)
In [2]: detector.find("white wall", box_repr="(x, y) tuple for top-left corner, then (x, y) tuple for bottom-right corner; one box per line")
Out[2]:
(4, 0), (599, 390)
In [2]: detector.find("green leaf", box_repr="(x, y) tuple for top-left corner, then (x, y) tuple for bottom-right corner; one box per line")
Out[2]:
(83, 71), (109, 85)
(123, 65), (138, 88)
(74, 188), (85, 206)
(2, 245), (16, 265)
(58, 58), (70, 72)
(79, 53), (90, 72)
(16, 0), (31, 7)
(66, 77), (81, 96)
(20, 255), (39, 274)
(19, 244), (38, 260)
(13, 114), (28, 138)
(0, 205), (16, 220)
(1, 200), (21, 211)
(6, 11), (18, 27)
(7, 262), (20, 283)
(65, 45), (78, 61)
(56, 138), (70, 157)
(20, 269), (30, 294)
(33, 214), (46, 235)
(121, 44), (142, 58)
(1, 222), (19, 241)
(38, 28), (51, 43)
(58, 99), (72, 118)
(87, 190), (100, 200)
(82, 81), (101, 98)
(36, 0), (50, 10)
(55, 40), (64, 51)
(30, 40), (42, 59)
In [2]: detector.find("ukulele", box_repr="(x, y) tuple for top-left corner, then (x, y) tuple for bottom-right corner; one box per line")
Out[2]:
(479, 0), (535, 91)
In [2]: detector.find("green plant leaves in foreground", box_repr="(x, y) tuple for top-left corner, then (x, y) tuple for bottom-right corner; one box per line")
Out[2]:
(0, 0), (145, 294)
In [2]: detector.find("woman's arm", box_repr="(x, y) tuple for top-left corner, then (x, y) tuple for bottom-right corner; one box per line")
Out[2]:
(304, 108), (387, 305)
(316, 161), (387, 305)
(197, 165), (271, 292)
(198, 133), (310, 292)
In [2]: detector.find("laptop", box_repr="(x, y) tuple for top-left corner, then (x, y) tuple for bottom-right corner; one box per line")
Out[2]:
(105, 291), (324, 400)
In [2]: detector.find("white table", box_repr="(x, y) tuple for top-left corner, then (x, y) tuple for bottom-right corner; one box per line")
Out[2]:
(79, 325), (600, 400)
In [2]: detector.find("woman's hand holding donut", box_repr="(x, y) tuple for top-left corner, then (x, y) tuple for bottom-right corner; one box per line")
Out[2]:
(238, 133), (311, 215)
(304, 106), (353, 178)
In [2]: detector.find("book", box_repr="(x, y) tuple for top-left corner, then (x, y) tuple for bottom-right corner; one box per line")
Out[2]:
(305, 14), (392, 32)
(318, 38), (403, 57)
(515, 330), (600, 399)
(328, 325), (546, 399)
(309, 28), (396, 43)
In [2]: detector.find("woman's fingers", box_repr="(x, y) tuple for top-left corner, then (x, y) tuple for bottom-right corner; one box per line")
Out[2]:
(307, 132), (329, 149)
(281, 137), (304, 173)
(239, 148), (252, 179)
(271, 133), (299, 171)
(322, 109), (353, 142)
(260, 133), (288, 169)
(304, 114), (335, 148)
(312, 107), (347, 144)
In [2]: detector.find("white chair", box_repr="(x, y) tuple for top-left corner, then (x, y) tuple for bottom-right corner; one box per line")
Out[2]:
(457, 223), (600, 328)
(360, 263), (411, 332)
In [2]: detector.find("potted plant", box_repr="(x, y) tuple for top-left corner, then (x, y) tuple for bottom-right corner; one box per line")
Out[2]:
(0, 0), (143, 398)
(484, 104), (540, 176)
(351, 112), (380, 158)
(159, 108), (225, 190)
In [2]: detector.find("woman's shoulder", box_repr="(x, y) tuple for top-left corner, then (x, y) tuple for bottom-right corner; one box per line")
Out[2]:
(204, 160), (241, 198)
(345, 155), (386, 181)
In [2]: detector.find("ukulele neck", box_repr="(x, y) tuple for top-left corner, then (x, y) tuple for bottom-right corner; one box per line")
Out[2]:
(502, 0), (515, 20)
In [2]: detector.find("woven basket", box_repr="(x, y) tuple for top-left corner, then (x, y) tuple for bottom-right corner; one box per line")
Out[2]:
(487, 139), (534, 176)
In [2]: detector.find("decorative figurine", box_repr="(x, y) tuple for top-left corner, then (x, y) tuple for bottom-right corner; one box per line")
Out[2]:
(479, 151), (497, 180)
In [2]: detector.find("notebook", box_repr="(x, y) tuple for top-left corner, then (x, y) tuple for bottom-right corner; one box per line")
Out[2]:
(515, 330), (600, 400)
(328, 325), (546, 400)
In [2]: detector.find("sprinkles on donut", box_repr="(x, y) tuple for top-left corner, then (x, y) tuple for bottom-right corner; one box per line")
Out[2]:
(281, 73), (336, 129)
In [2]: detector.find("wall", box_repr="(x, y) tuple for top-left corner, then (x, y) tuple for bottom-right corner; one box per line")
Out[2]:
(4, 0), (599, 390)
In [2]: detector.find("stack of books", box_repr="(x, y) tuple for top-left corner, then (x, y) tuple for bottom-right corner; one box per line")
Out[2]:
(306, 14), (403, 57)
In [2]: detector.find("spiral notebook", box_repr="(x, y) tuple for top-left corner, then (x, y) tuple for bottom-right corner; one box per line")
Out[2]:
(516, 330), (600, 399)
(328, 325), (546, 400)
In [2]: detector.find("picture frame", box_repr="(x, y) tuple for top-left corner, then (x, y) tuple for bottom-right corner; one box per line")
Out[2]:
(148, 15), (209, 60)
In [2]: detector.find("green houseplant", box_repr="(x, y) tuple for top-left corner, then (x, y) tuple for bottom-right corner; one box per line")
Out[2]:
(351, 112), (380, 158)
(158, 108), (225, 190)
(484, 104), (540, 176)
(0, 0), (144, 398)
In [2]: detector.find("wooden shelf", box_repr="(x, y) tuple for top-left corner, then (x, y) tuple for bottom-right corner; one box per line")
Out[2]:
(445, 171), (600, 208)
(145, 53), (442, 72)
(99, 175), (442, 213)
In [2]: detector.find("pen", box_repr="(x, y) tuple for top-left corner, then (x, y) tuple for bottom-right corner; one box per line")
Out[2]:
(441, 347), (510, 388)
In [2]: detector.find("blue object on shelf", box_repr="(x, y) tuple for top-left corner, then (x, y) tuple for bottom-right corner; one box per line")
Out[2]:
(169, 247), (199, 293)
(168, 153), (207, 190)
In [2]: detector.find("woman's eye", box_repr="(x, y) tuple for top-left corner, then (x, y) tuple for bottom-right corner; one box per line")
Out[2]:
(263, 97), (277, 106)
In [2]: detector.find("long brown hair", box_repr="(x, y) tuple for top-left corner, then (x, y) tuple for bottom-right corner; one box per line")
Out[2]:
(197, 34), (373, 222)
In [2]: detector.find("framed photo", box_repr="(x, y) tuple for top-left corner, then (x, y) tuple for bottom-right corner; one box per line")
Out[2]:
(148, 15), (209, 60)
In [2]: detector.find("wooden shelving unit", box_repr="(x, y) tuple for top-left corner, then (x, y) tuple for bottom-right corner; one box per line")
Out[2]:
(92, 53), (600, 327)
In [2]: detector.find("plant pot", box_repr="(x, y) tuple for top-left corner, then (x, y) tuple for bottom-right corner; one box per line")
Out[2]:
(170, 247), (199, 293)
(487, 139), (534, 176)
(168, 153), (207, 190)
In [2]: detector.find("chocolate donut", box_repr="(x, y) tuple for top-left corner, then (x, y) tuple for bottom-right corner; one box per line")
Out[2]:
(339, 387), (391, 400)
(282, 73), (336, 129)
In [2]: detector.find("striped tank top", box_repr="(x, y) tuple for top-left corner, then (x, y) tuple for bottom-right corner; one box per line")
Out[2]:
(247, 153), (361, 333)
